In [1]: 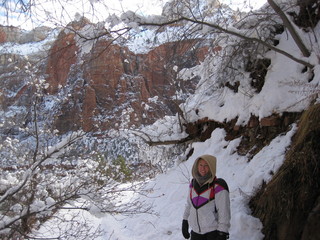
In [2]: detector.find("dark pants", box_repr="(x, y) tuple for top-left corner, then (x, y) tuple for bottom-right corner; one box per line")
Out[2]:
(191, 230), (218, 240)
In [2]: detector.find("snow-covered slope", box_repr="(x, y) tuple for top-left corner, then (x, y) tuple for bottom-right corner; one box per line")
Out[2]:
(31, 125), (297, 240)
(99, 126), (296, 240)
(98, 5), (320, 240)
(32, 5), (320, 240)
(2, 0), (320, 239)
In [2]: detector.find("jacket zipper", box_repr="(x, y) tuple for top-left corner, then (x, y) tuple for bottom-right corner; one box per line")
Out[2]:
(196, 209), (201, 233)
(195, 194), (201, 233)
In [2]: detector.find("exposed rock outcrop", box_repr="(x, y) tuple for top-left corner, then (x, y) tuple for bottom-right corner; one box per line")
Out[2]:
(45, 31), (78, 94)
(0, 26), (51, 44)
(43, 27), (208, 132)
(0, 22), (209, 133)
(249, 104), (320, 240)
(184, 112), (301, 158)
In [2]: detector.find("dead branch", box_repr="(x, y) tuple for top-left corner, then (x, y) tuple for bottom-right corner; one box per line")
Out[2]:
(137, 16), (314, 69)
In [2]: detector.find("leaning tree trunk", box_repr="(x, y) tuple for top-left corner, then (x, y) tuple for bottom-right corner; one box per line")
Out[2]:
(268, 0), (311, 58)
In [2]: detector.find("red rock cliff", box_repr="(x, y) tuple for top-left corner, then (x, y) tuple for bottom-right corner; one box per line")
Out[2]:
(43, 28), (208, 133)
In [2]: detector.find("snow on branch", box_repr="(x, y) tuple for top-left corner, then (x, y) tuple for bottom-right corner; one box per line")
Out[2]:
(117, 9), (314, 69)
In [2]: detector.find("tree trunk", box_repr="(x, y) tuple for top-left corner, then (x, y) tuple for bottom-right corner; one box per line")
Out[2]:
(268, 0), (311, 57)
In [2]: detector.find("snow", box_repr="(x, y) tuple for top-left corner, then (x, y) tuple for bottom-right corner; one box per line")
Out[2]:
(33, 124), (296, 239)
(84, 12), (318, 240)
(2, 1), (320, 239)
(0, 29), (59, 56)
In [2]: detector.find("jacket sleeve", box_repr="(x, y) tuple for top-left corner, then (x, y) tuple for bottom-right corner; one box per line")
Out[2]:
(215, 188), (231, 233)
(183, 189), (191, 220)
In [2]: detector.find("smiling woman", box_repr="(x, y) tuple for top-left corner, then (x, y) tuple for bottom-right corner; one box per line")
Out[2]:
(182, 155), (230, 240)
(197, 159), (210, 177)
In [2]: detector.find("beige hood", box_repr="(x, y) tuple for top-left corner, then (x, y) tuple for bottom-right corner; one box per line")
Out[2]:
(192, 154), (217, 184)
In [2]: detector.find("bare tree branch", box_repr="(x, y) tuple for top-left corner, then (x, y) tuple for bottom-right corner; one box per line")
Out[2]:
(137, 17), (314, 69)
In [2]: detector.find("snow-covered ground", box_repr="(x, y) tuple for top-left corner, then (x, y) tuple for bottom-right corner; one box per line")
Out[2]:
(31, 125), (296, 240)
(33, 18), (320, 239)
(99, 125), (296, 240)
(2, 1), (320, 239)
(32, 123), (296, 240)
(103, 18), (319, 239)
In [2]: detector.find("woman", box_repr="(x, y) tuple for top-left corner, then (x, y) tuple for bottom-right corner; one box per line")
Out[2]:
(182, 154), (230, 240)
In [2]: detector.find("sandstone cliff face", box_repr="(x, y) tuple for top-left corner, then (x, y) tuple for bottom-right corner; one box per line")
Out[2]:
(0, 26), (51, 44)
(0, 23), (207, 133)
(44, 27), (208, 133)
(45, 31), (78, 95)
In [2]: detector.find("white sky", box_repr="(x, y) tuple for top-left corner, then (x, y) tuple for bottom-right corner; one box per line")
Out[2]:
(0, 0), (267, 30)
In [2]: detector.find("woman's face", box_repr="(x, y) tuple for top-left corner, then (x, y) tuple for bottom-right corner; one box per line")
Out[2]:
(197, 159), (210, 176)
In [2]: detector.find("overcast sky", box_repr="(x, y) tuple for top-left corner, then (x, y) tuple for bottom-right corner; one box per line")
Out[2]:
(0, 0), (267, 30)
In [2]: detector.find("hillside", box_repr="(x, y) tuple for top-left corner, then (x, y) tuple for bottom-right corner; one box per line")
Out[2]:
(0, 0), (320, 239)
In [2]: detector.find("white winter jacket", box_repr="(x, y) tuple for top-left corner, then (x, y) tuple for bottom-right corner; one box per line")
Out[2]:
(183, 155), (231, 234)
